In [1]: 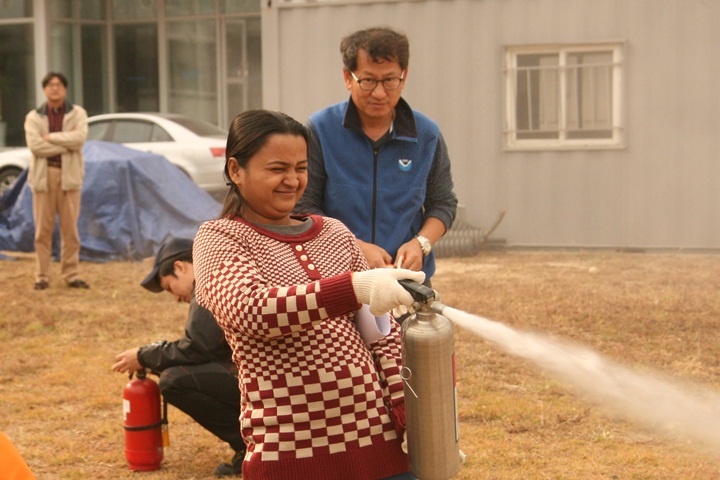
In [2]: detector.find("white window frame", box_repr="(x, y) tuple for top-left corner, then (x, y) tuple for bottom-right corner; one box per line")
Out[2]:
(504, 42), (625, 151)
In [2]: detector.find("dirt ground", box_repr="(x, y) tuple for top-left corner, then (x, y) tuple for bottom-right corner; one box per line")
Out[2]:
(2, 249), (720, 479)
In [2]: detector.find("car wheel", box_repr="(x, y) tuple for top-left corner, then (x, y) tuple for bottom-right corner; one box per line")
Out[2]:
(0, 166), (22, 196)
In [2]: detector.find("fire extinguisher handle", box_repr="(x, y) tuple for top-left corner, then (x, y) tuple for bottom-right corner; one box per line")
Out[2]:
(398, 279), (435, 303)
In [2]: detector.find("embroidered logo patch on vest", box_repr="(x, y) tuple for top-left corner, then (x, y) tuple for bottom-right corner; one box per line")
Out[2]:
(398, 159), (412, 171)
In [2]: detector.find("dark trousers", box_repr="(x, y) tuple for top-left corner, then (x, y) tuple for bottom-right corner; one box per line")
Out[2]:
(158, 362), (245, 453)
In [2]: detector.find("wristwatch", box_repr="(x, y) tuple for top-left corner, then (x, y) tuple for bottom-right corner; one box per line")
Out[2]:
(415, 235), (432, 257)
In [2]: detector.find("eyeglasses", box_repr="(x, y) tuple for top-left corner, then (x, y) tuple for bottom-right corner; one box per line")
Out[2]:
(350, 71), (405, 91)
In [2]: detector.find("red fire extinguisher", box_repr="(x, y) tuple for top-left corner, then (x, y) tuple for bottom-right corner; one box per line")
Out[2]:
(122, 369), (167, 471)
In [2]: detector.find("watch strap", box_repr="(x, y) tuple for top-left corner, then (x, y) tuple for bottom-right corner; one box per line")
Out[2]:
(415, 235), (432, 256)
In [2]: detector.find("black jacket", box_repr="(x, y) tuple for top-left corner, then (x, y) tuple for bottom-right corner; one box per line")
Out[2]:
(137, 291), (233, 372)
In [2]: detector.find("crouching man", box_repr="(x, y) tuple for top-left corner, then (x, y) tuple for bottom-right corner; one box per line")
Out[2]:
(112, 238), (245, 477)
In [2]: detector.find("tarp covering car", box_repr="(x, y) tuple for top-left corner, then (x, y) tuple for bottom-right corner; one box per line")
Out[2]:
(0, 140), (223, 262)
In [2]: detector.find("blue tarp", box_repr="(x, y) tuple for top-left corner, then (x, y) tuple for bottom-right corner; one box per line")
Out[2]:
(0, 141), (222, 262)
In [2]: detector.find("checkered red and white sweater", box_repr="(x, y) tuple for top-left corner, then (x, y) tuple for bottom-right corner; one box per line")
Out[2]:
(193, 214), (409, 480)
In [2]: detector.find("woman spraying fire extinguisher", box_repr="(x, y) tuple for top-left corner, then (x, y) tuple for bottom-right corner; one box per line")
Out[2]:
(193, 109), (429, 480)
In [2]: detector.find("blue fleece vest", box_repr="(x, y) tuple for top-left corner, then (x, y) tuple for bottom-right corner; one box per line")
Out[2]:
(309, 100), (440, 278)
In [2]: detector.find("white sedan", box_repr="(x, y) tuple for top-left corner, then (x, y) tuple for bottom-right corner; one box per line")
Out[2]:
(0, 112), (228, 199)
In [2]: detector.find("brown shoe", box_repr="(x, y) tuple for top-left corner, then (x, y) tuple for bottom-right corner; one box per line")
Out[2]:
(34, 280), (49, 290)
(68, 279), (90, 289)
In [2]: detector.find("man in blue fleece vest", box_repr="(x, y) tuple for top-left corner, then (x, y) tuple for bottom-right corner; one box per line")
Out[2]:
(296, 27), (457, 285)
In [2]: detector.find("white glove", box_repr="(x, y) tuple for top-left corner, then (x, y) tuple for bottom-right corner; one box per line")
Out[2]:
(352, 268), (426, 316)
(392, 304), (409, 319)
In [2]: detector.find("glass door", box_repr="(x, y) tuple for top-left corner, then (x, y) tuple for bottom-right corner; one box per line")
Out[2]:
(222, 17), (262, 128)
(0, 24), (35, 147)
(114, 24), (159, 112)
(167, 19), (218, 124)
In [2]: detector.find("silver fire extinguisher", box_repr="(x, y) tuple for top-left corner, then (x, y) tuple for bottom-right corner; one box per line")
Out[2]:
(399, 280), (462, 480)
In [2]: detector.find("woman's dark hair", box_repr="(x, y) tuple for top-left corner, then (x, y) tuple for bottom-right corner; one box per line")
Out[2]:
(340, 27), (410, 72)
(42, 72), (68, 88)
(221, 109), (309, 218)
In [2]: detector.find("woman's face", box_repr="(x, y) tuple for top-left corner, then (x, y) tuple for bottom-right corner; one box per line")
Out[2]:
(229, 133), (308, 225)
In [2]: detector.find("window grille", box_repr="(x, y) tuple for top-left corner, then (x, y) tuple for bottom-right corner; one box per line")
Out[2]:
(505, 43), (624, 150)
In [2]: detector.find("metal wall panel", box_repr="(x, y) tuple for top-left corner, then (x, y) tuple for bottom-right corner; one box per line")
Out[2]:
(264, 0), (720, 250)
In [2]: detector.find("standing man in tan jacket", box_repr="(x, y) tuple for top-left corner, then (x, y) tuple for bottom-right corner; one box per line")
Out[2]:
(25, 72), (89, 290)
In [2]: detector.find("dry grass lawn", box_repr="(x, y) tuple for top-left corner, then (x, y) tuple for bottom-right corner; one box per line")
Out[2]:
(2, 249), (720, 479)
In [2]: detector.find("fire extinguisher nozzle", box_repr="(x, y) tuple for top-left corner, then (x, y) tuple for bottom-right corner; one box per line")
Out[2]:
(399, 279), (436, 303)
(430, 301), (448, 315)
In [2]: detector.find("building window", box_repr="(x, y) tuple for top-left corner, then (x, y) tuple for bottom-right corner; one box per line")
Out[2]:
(504, 43), (624, 150)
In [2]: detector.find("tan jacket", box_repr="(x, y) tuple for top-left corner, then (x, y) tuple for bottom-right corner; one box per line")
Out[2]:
(25, 102), (88, 192)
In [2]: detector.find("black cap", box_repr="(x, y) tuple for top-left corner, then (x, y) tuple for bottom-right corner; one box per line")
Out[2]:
(140, 238), (194, 293)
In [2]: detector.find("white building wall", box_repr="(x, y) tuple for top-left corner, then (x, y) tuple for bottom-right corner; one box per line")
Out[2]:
(263, 0), (720, 250)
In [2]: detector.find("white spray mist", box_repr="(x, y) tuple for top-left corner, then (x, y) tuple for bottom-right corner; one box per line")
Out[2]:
(443, 305), (720, 451)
